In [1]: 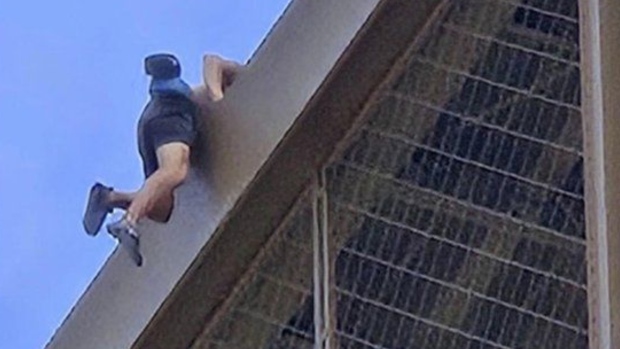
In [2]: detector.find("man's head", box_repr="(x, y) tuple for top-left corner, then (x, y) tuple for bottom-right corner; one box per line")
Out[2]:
(144, 53), (181, 80)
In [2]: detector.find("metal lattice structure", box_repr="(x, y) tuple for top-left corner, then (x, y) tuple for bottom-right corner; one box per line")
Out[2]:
(329, 0), (586, 347)
(195, 0), (587, 348)
(197, 195), (316, 349)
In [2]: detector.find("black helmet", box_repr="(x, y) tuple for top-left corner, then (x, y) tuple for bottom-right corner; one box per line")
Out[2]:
(144, 53), (181, 79)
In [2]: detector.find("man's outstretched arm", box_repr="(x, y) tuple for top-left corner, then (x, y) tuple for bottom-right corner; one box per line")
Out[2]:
(202, 54), (244, 101)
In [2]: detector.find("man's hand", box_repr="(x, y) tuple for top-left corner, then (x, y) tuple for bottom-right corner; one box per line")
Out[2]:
(202, 54), (244, 102)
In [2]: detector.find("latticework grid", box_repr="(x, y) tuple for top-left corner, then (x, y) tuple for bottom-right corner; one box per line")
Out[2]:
(328, 0), (586, 348)
(196, 196), (316, 349)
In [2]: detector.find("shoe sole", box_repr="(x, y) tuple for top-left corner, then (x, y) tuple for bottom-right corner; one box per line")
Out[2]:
(83, 184), (111, 236)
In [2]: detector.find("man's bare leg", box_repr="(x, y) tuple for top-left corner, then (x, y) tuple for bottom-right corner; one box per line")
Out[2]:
(106, 142), (190, 266)
(124, 142), (190, 225)
(124, 142), (191, 227)
(95, 142), (189, 231)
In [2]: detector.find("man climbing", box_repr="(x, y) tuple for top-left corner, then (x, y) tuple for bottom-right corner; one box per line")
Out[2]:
(83, 53), (242, 266)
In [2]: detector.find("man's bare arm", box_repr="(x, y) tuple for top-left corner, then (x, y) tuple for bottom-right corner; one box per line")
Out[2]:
(202, 54), (244, 101)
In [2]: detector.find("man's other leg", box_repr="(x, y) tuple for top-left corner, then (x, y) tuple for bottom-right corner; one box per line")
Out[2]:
(108, 191), (136, 210)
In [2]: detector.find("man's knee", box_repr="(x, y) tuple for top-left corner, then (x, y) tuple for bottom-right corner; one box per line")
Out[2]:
(148, 193), (174, 223)
(160, 164), (189, 186)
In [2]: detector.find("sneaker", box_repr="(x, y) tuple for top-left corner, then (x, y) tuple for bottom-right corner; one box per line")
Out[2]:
(83, 183), (113, 236)
(107, 219), (143, 267)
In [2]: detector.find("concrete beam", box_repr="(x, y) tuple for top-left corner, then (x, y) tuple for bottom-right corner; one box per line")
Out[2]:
(579, 0), (620, 348)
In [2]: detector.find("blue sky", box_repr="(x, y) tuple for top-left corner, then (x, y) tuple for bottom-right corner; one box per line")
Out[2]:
(0, 1), (290, 347)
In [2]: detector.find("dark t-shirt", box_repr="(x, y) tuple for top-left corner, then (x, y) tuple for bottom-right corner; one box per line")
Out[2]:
(137, 95), (198, 178)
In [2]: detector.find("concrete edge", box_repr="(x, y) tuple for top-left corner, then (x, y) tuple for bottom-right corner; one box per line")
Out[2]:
(579, 0), (620, 348)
